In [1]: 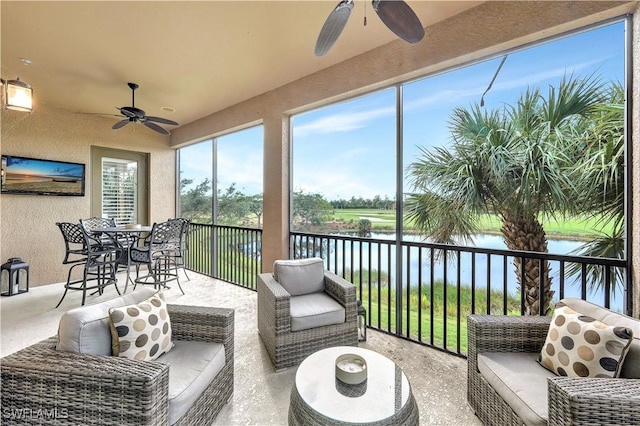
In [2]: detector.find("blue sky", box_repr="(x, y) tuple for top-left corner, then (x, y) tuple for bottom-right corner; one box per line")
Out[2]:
(4, 156), (84, 178)
(180, 20), (625, 200)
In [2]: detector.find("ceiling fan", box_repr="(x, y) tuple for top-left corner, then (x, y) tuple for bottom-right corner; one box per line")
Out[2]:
(112, 82), (178, 135)
(315, 0), (425, 57)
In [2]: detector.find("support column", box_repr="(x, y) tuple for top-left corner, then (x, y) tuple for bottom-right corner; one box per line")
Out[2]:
(631, 6), (640, 318)
(261, 112), (290, 272)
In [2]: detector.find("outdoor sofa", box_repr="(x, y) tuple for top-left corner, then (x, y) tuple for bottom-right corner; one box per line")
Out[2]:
(468, 298), (640, 425)
(0, 288), (234, 425)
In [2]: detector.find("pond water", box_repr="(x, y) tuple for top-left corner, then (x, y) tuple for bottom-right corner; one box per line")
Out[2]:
(325, 233), (624, 312)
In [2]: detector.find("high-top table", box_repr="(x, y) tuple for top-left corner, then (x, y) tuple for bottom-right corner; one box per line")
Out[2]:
(288, 346), (419, 425)
(92, 225), (152, 292)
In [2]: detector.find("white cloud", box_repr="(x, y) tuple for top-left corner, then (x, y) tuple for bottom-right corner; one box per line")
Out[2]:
(217, 149), (263, 195)
(405, 59), (606, 112)
(293, 105), (395, 138)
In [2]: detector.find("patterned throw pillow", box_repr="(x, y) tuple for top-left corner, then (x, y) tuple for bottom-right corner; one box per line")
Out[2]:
(108, 292), (173, 361)
(538, 301), (633, 378)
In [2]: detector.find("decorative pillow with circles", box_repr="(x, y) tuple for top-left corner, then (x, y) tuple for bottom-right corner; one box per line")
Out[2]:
(538, 301), (634, 378)
(108, 292), (173, 361)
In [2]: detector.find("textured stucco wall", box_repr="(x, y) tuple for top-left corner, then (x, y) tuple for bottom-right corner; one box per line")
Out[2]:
(171, 0), (639, 297)
(0, 105), (175, 286)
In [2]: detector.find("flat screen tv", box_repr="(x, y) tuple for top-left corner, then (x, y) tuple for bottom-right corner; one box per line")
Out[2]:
(1, 154), (86, 196)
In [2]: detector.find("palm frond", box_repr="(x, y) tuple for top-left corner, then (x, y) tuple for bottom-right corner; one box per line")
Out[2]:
(404, 192), (478, 245)
(567, 227), (625, 295)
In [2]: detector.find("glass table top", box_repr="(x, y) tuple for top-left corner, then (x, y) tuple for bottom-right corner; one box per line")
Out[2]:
(294, 346), (411, 423)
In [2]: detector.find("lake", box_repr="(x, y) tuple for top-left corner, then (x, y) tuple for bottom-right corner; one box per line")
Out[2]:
(322, 233), (624, 312)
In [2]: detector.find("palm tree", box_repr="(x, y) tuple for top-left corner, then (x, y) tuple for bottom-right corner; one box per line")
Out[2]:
(405, 75), (605, 315)
(568, 83), (625, 293)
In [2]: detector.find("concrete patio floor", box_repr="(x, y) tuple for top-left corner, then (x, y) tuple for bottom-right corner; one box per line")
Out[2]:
(0, 272), (481, 425)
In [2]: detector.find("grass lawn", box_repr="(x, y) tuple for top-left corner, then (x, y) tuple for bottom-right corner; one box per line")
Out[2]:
(332, 208), (613, 239)
(353, 270), (521, 354)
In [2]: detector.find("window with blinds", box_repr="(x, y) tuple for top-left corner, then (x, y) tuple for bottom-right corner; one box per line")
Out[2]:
(102, 157), (138, 224)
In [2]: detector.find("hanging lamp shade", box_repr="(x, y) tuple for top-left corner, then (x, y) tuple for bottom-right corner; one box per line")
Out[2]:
(4, 78), (33, 112)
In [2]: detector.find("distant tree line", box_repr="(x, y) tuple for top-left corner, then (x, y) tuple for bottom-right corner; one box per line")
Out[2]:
(179, 179), (262, 227)
(181, 178), (393, 228)
(329, 195), (394, 210)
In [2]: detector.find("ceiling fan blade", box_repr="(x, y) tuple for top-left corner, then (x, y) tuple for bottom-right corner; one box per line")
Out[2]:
(314, 0), (354, 57)
(143, 120), (170, 135)
(77, 112), (123, 118)
(372, 0), (425, 44)
(145, 116), (179, 126)
(112, 119), (131, 130)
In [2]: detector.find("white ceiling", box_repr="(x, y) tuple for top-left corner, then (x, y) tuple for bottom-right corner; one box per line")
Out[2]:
(1, 1), (482, 131)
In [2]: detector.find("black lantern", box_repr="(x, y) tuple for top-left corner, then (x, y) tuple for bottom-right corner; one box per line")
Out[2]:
(1, 257), (29, 296)
(357, 299), (367, 341)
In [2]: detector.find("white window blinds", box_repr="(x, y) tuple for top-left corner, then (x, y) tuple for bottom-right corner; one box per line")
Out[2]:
(102, 157), (138, 224)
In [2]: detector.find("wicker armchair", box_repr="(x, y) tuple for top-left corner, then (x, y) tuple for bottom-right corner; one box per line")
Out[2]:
(0, 304), (234, 425)
(257, 258), (358, 371)
(468, 305), (640, 426)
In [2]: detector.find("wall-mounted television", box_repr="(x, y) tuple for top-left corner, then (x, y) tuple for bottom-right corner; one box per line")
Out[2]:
(1, 154), (86, 196)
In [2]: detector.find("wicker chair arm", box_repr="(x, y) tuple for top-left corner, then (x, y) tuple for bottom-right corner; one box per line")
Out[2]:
(257, 272), (292, 336)
(168, 305), (234, 364)
(324, 271), (357, 322)
(257, 272), (291, 300)
(467, 314), (551, 358)
(548, 377), (640, 425)
(1, 337), (169, 425)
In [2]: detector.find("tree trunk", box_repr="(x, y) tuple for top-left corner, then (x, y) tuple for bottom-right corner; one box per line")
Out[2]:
(501, 214), (554, 315)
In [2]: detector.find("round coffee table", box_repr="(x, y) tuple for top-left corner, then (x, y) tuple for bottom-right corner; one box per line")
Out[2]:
(288, 346), (419, 425)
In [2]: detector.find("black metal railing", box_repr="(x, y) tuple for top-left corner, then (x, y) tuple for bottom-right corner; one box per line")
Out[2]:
(185, 223), (262, 290)
(290, 231), (629, 357)
(183, 224), (629, 357)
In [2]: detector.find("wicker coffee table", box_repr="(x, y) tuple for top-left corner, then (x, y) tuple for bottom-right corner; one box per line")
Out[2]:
(288, 346), (419, 425)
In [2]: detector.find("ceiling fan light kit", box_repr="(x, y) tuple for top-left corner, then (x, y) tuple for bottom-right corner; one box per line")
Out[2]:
(315, 0), (425, 57)
(112, 82), (179, 135)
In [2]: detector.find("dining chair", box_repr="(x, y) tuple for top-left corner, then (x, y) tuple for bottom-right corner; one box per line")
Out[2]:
(130, 220), (185, 294)
(79, 217), (117, 236)
(55, 222), (121, 307)
(79, 217), (119, 248)
(56, 222), (88, 265)
(169, 217), (191, 281)
(80, 216), (137, 273)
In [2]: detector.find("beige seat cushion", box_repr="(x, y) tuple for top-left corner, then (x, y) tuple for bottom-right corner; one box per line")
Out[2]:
(478, 352), (556, 426)
(290, 292), (345, 331)
(156, 340), (226, 425)
(273, 258), (325, 296)
(56, 288), (158, 355)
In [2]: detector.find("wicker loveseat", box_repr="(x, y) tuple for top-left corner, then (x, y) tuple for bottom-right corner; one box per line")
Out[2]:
(1, 288), (234, 425)
(467, 298), (640, 426)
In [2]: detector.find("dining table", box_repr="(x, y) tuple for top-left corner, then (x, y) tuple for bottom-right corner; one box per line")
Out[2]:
(91, 225), (152, 293)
